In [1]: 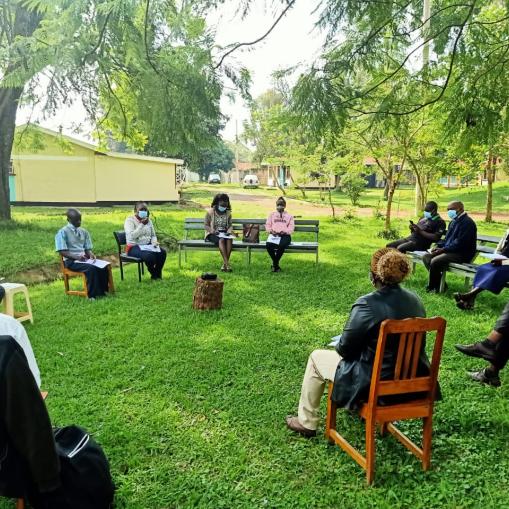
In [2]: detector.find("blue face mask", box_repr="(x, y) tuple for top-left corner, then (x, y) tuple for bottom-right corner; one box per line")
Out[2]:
(447, 209), (457, 220)
(217, 206), (227, 213)
(138, 210), (148, 219)
(423, 211), (433, 219)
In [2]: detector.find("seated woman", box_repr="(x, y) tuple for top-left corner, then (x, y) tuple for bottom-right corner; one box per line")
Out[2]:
(265, 197), (295, 272)
(204, 193), (235, 272)
(286, 248), (429, 438)
(454, 228), (509, 310)
(124, 202), (167, 280)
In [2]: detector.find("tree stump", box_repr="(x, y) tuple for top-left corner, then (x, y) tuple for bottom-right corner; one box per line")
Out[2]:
(192, 277), (224, 310)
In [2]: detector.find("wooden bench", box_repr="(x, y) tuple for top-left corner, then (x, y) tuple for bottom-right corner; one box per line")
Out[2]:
(178, 218), (319, 268)
(407, 234), (501, 292)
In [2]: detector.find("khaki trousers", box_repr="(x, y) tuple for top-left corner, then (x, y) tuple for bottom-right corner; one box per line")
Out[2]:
(298, 349), (341, 430)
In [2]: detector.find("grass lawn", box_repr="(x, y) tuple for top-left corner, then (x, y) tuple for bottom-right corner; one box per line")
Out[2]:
(1, 198), (509, 508)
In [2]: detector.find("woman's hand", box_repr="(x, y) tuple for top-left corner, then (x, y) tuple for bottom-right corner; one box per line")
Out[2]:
(491, 259), (503, 266)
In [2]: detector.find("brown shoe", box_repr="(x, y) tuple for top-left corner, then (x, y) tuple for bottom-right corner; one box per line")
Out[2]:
(285, 415), (316, 438)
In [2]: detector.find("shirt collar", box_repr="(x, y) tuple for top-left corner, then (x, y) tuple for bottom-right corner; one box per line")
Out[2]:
(456, 211), (466, 220)
(67, 222), (79, 233)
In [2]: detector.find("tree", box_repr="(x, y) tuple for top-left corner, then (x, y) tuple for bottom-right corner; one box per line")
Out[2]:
(1, 0), (295, 219)
(195, 141), (235, 180)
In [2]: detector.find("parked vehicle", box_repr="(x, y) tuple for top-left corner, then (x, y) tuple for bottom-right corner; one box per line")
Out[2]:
(243, 174), (259, 188)
(208, 173), (221, 184)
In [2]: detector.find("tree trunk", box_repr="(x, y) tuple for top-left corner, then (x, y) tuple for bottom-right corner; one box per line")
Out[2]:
(0, 87), (23, 220)
(384, 180), (395, 231)
(0, 5), (42, 220)
(287, 169), (306, 198)
(327, 186), (336, 220)
(485, 149), (494, 223)
(269, 166), (285, 195)
(192, 277), (224, 310)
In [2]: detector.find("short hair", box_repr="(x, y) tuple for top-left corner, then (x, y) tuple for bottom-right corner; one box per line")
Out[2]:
(276, 197), (286, 206)
(0, 285), (4, 304)
(370, 248), (411, 285)
(134, 201), (147, 211)
(211, 193), (231, 210)
(425, 201), (438, 210)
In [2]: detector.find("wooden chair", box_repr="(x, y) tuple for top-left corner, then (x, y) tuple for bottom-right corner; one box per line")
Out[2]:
(59, 256), (114, 297)
(325, 316), (446, 485)
(15, 392), (48, 509)
(113, 231), (145, 282)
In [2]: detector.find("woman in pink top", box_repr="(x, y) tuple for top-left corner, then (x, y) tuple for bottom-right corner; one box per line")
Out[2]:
(265, 197), (295, 272)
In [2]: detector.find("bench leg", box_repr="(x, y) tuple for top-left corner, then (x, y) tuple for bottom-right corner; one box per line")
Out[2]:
(178, 246), (182, 269)
(464, 276), (473, 290)
(412, 261), (417, 273)
(316, 250), (319, 265)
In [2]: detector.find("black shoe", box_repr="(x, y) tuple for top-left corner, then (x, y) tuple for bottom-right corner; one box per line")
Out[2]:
(426, 286), (439, 293)
(469, 368), (501, 387)
(455, 340), (497, 363)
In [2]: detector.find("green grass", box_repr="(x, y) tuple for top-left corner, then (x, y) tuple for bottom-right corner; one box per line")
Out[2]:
(1, 199), (509, 508)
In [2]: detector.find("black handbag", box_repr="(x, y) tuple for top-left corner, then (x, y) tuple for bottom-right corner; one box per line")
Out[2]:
(54, 426), (115, 509)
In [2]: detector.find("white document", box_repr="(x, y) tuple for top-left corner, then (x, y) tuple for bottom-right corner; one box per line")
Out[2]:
(328, 334), (342, 348)
(267, 234), (281, 245)
(75, 258), (110, 268)
(218, 232), (235, 239)
(480, 253), (508, 260)
(411, 250), (429, 256)
(140, 244), (161, 252)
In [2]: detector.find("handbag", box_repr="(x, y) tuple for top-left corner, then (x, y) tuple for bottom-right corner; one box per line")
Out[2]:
(242, 224), (260, 243)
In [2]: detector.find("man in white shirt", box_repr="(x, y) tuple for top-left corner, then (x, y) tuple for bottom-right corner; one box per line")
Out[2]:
(0, 286), (41, 387)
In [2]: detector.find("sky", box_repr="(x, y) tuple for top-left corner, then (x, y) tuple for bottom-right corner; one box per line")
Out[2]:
(17, 0), (326, 145)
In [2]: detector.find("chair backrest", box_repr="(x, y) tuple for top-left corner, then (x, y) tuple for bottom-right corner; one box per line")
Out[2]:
(113, 231), (126, 254)
(367, 317), (446, 410)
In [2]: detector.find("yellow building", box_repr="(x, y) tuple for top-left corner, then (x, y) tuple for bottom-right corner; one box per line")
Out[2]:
(10, 126), (183, 204)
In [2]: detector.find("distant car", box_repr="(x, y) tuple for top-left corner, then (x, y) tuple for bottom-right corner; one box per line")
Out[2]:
(208, 173), (221, 184)
(243, 174), (259, 188)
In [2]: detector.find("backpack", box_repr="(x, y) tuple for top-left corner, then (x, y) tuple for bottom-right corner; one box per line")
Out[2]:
(54, 426), (115, 509)
(242, 224), (260, 243)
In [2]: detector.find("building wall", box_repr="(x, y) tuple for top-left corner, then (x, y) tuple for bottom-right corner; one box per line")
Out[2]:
(11, 133), (96, 202)
(94, 155), (178, 202)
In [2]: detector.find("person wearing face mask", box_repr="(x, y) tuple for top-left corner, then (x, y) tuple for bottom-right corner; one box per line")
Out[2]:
(204, 193), (235, 272)
(124, 202), (167, 280)
(285, 248), (430, 438)
(386, 201), (446, 253)
(422, 201), (477, 293)
(265, 197), (295, 272)
(55, 208), (110, 299)
(452, 228), (509, 310)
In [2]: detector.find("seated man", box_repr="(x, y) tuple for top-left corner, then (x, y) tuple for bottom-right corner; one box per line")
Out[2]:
(0, 336), (70, 508)
(286, 248), (430, 437)
(422, 201), (477, 293)
(55, 208), (110, 300)
(387, 201), (446, 253)
(455, 301), (509, 387)
(0, 286), (40, 387)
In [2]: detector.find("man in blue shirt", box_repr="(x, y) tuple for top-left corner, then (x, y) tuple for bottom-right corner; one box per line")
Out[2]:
(55, 209), (110, 299)
(423, 201), (477, 292)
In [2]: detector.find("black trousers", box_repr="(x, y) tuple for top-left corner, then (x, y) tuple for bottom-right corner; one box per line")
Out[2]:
(129, 246), (167, 279)
(386, 238), (429, 253)
(422, 252), (467, 291)
(266, 235), (291, 268)
(493, 301), (509, 370)
(65, 261), (109, 298)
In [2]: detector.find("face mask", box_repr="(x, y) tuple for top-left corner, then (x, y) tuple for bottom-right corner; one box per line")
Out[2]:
(277, 206), (285, 213)
(217, 206), (227, 213)
(447, 209), (458, 220)
(423, 211), (432, 219)
(138, 210), (148, 219)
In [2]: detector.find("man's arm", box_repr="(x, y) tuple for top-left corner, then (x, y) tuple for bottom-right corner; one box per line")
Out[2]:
(443, 220), (476, 253)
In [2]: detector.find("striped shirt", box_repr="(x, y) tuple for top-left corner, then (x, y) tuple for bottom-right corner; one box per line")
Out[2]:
(55, 223), (92, 259)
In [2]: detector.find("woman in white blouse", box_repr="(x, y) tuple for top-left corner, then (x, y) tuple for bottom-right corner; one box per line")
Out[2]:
(124, 202), (167, 279)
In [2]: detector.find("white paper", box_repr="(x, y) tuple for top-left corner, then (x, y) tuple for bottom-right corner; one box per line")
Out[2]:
(328, 334), (342, 347)
(267, 234), (281, 245)
(140, 244), (161, 252)
(411, 250), (429, 256)
(480, 253), (508, 260)
(75, 259), (110, 268)
(218, 232), (235, 239)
